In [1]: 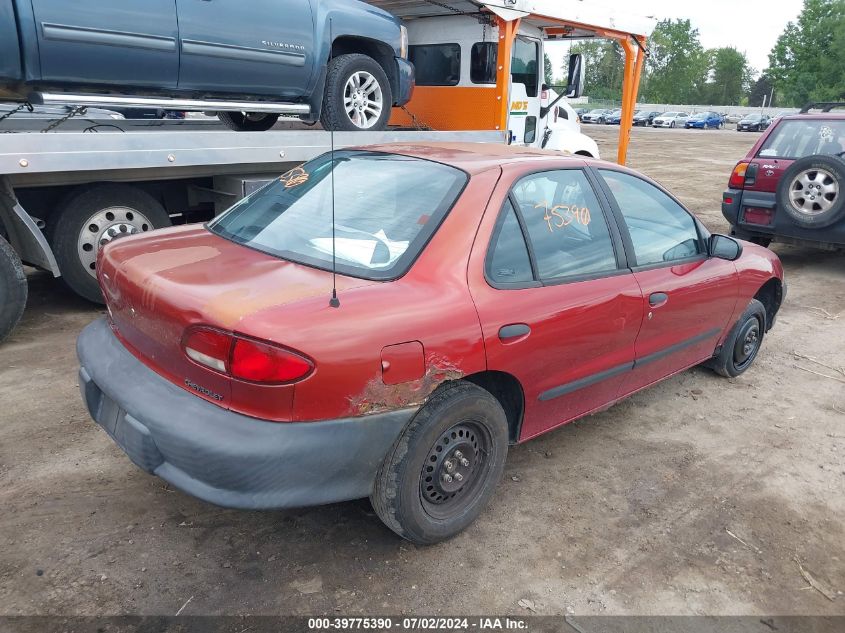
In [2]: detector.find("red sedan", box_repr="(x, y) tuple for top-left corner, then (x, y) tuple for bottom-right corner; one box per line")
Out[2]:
(78, 143), (785, 544)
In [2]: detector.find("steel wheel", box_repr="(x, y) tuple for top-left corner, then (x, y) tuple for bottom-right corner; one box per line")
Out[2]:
(343, 71), (383, 129)
(789, 168), (839, 216)
(732, 317), (762, 372)
(76, 207), (154, 278)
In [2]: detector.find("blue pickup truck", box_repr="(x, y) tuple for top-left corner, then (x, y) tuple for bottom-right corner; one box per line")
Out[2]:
(0, 0), (414, 130)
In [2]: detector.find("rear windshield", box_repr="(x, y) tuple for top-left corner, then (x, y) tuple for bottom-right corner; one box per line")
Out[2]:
(209, 151), (468, 280)
(758, 119), (845, 159)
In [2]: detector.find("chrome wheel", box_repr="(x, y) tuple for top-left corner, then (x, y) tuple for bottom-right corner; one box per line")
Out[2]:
(789, 168), (839, 216)
(343, 71), (383, 129)
(76, 207), (153, 277)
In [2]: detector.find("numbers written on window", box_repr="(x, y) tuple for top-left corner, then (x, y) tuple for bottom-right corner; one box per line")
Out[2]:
(599, 170), (702, 266)
(409, 44), (461, 86)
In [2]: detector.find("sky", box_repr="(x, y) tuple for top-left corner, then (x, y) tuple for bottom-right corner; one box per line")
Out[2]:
(545, 0), (805, 78)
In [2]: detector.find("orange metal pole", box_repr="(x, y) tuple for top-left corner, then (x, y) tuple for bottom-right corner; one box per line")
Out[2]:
(618, 39), (635, 165)
(494, 16), (520, 135)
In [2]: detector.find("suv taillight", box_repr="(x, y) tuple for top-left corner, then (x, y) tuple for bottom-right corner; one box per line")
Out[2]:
(729, 161), (750, 188)
(182, 326), (313, 384)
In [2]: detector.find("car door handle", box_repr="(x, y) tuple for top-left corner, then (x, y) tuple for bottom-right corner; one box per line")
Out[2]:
(649, 292), (669, 307)
(499, 324), (531, 341)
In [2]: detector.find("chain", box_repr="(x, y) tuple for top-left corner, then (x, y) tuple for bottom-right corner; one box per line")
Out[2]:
(40, 105), (87, 133)
(399, 105), (433, 131)
(0, 102), (34, 125)
(421, 0), (470, 15)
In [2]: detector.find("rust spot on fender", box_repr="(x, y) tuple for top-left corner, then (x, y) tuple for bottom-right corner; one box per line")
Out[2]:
(350, 356), (464, 415)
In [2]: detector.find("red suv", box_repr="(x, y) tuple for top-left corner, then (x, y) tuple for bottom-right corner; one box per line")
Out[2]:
(723, 103), (845, 250)
(78, 144), (784, 543)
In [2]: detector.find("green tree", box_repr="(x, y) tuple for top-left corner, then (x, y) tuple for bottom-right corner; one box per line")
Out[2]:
(568, 40), (624, 100)
(702, 47), (753, 105)
(768, 0), (845, 106)
(642, 19), (709, 104)
(748, 74), (775, 107)
(544, 53), (554, 85)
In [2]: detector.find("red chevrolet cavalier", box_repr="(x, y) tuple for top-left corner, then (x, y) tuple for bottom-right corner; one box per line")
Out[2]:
(78, 143), (784, 544)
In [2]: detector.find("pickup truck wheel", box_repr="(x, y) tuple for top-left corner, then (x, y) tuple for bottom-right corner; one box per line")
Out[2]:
(777, 154), (845, 228)
(706, 299), (766, 377)
(371, 381), (508, 544)
(49, 185), (170, 303)
(217, 112), (280, 132)
(0, 234), (27, 344)
(321, 54), (392, 131)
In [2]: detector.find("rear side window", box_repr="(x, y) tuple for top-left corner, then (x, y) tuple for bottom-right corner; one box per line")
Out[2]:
(209, 151), (467, 281)
(487, 200), (533, 284)
(510, 170), (619, 281)
(599, 170), (702, 266)
(471, 42), (497, 84)
(758, 119), (845, 159)
(409, 44), (461, 86)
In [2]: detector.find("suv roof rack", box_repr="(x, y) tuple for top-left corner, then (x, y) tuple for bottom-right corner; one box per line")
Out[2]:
(799, 102), (845, 113)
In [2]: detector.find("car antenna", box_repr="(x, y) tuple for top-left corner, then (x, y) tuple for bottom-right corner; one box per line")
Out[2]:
(328, 17), (340, 308)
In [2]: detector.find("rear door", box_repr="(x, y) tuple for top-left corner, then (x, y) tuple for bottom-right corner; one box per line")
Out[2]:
(468, 166), (643, 441)
(175, 0), (314, 97)
(30, 0), (179, 87)
(595, 168), (739, 395)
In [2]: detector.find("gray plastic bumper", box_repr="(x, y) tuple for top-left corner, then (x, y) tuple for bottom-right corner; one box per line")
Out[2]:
(77, 318), (414, 509)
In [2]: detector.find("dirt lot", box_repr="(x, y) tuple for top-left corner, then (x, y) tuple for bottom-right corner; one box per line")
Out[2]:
(0, 126), (843, 617)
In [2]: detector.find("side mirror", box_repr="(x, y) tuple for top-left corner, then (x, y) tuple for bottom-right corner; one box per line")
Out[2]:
(565, 53), (584, 98)
(709, 234), (743, 261)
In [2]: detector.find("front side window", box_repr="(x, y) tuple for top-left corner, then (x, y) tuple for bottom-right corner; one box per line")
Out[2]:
(758, 119), (845, 159)
(510, 170), (618, 281)
(470, 42), (497, 84)
(209, 151), (467, 280)
(409, 44), (461, 86)
(599, 170), (702, 267)
(511, 37), (539, 97)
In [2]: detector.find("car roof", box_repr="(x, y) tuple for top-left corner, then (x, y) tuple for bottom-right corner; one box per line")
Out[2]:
(779, 112), (845, 121)
(350, 142), (589, 174)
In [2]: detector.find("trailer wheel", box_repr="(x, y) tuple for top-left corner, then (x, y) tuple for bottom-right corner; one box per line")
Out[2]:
(0, 234), (27, 344)
(49, 185), (170, 303)
(217, 112), (280, 131)
(321, 54), (392, 131)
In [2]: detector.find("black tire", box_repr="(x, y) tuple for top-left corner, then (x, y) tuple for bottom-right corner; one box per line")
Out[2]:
(49, 185), (171, 303)
(320, 53), (392, 131)
(371, 381), (508, 544)
(706, 299), (767, 377)
(217, 112), (280, 131)
(777, 154), (845, 228)
(0, 234), (26, 344)
(670, 121), (675, 128)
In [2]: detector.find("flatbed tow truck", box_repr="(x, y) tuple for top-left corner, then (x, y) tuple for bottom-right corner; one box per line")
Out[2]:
(0, 0), (653, 342)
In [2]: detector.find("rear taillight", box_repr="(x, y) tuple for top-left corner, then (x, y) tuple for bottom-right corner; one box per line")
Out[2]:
(729, 161), (750, 188)
(182, 326), (313, 384)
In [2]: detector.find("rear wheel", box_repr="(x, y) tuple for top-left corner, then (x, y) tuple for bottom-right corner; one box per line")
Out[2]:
(0, 234), (26, 344)
(321, 54), (392, 131)
(706, 299), (766, 377)
(217, 112), (280, 131)
(49, 185), (171, 303)
(371, 381), (508, 544)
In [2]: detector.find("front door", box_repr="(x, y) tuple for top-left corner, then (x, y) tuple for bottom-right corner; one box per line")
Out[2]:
(595, 168), (739, 395)
(468, 166), (643, 441)
(175, 0), (314, 97)
(508, 36), (542, 146)
(31, 0), (179, 88)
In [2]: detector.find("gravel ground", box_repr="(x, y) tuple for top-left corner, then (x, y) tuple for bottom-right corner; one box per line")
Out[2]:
(0, 125), (842, 617)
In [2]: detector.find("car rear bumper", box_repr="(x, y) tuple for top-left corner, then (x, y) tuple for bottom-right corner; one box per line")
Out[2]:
(77, 318), (415, 510)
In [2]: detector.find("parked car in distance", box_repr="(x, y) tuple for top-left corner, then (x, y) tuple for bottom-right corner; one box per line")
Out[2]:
(575, 107), (590, 120)
(604, 109), (624, 124)
(652, 111), (689, 128)
(685, 111), (724, 129)
(633, 110), (661, 126)
(78, 142), (785, 544)
(580, 108), (612, 123)
(723, 106), (845, 250)
(737, 114), (772, 132)
(0, 0), (414, 131)
(726, 113), (744, 124)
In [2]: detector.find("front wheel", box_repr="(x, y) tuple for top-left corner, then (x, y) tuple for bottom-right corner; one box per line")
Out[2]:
(321, 54), (392, 131)
(0, 234), (27, 344)
(706, 299), (766, 377)
(217, 112), (280, 131)
(371, 381), (508, 544)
